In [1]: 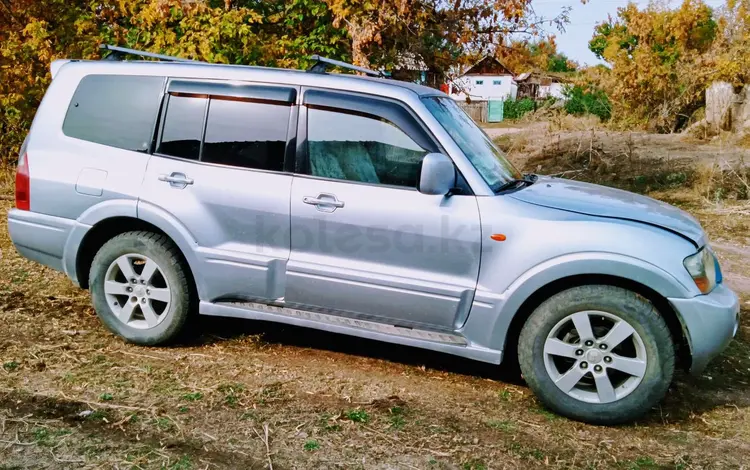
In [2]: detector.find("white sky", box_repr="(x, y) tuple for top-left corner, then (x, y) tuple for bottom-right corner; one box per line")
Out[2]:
(530, 0), (727, 66)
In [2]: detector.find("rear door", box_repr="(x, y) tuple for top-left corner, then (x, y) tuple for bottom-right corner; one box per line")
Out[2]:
(139, 80), (298, 302)
(285, 89), (482, 331)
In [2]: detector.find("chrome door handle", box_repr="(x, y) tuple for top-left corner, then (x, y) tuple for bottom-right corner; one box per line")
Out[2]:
(303, 193), (345, 212)
(158, 173), (194, 188)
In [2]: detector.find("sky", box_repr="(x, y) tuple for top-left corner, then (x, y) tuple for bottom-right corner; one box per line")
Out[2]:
(531, 0), (726, 66)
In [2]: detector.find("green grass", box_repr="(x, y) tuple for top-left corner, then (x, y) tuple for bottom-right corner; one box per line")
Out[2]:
(164, 455), (193, 470)
(389, 406), (406, 430)
(487, 420), (516, 433)
(303, 439), (320, 451)
(182, 392), (203, 401)
(2, 361), (19, 372)
(99, 392), (114, 401)
(344, 409), (370, 423)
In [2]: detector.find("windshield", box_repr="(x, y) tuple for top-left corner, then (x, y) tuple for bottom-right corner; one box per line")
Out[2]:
(422, 96), (522, 191)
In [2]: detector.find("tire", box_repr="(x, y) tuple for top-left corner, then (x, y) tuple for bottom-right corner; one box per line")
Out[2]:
(89, 231), (194, 345)
(518, 285), (674, 425)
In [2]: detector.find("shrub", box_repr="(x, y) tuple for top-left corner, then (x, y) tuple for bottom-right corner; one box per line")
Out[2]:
(503, 98), (536, 120)
(563, 85), (611, 121)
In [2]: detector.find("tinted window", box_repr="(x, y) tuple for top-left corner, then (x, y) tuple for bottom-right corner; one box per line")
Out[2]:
(202, 98), (289, 171)
(63, 75), (164, 152)
(157, 95), (206, 160)
(307, 108), (428, 187)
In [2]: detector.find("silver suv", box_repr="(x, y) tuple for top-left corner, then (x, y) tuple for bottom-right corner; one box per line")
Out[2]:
(8, 46), (740, 424)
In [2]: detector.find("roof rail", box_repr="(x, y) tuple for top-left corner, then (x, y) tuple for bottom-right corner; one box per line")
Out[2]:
(100, 44), (196, 63)
(307, 55), (385, 78)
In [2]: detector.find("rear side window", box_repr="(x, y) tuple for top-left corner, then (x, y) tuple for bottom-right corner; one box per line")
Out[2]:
(156, 91), (291, 172)
(63, 75), (164, 152)
(202, 98), (289, 171)
(157, 95), (206, 161)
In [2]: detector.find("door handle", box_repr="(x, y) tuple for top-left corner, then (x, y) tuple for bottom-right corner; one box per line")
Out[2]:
(158, 172), (194, 188)
(303, 193), (345, 212)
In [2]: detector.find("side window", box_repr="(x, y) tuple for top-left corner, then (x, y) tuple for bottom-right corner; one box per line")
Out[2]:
(202, 98), (289, 171)
(63, 75), (164, 152)
(307, 108), (428, 188)
(157, 94), (206, 160)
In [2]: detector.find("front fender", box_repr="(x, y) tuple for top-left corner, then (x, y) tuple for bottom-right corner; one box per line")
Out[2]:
(461, 252), (696, 352)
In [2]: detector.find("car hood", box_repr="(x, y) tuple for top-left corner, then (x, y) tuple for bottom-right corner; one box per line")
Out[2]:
(509, 176), (704, 246)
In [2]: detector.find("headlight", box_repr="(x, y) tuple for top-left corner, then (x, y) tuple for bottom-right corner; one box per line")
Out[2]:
(683, 247), (721, 294)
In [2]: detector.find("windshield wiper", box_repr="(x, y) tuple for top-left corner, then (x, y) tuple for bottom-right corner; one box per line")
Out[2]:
(494, 174), (536, 193)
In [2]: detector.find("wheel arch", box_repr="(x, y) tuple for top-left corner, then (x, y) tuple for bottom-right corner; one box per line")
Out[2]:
(75, 217), (198, 296)
(502, 274), (690, 370)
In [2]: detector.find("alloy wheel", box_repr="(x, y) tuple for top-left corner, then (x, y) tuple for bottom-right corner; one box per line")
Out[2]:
(103, 254), (171, 329)
(543, 310), (647, 404)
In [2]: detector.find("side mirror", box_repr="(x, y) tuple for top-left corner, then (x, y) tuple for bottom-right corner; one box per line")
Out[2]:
(418, 153), (456, 196)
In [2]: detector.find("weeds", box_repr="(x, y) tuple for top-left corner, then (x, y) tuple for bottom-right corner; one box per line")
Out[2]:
(303, 439), (320, 451)
(487, 420), (516, 433)
(388, 406), (406, 430)
(344, 409), (370, 423)
(181, 392), (203, 401)
(2, 361), (19, 372)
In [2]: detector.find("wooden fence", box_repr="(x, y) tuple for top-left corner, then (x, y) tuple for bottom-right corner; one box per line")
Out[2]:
(457, 101), (488, 123)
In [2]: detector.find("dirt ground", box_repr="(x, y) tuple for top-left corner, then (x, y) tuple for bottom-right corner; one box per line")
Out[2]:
(1, 126), (750, 469)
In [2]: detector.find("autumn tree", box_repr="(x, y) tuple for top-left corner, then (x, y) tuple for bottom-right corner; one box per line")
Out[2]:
(499, 37), (576, 74)
(588, 0), (718, 131)
(0, 0), (569, 161)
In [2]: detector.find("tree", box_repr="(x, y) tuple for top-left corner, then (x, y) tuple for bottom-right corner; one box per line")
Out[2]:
(0, 0), (569, 161)
(587, 0), (718, 131)
(498, 37), (576, 74)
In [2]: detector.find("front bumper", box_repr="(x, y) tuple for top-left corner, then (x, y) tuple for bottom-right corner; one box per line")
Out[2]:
(669, 283), (740, 375)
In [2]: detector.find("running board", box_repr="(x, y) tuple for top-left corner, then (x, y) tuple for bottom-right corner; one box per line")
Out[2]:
(219, 301), (465, 344)
(199, 301), (502, 364)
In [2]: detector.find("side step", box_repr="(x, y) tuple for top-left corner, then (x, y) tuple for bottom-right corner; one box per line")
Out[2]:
(216, 301), (466, 345)
(200, 300), (502, 364)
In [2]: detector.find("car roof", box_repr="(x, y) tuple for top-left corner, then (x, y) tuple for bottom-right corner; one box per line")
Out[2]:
(60, 59), (446, 98)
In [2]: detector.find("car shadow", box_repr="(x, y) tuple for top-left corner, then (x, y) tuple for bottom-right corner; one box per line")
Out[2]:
(188, 315), (525, 386)
(186, 308), (749, 425)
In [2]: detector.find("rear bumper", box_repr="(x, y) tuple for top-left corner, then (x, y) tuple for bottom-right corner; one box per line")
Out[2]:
(7, 209), (75, 274)
(669, 283), (740, 375)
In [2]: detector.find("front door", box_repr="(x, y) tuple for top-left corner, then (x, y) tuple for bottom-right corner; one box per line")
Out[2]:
(285, 90), (482, 331)
(140, 80), (297, 303)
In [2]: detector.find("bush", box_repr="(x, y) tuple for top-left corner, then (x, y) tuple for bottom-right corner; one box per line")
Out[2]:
(563, 85), (611, 121)
(503, 98), (536, 120)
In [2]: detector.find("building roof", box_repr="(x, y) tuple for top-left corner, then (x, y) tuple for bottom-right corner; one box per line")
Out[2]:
(462, 56), (513, 76)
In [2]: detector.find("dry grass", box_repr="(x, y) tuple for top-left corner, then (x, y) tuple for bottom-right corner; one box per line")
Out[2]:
(1, 135), (750, 468)
(0, 163), (14, 197)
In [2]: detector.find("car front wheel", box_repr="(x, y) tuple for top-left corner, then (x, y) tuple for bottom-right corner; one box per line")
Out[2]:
(518, 285), (675, 424)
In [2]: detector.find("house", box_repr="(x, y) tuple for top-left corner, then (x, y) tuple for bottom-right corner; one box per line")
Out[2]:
(449, 56), (517, 101)
(515, 72), (568, 100)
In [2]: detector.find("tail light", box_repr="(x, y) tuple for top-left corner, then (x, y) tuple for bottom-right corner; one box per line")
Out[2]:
(15, 152), (30, 211)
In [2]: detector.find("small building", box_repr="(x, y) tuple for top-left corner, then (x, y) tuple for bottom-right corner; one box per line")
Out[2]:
(449, 56), (517, 101)
(515, 72), (568, 100)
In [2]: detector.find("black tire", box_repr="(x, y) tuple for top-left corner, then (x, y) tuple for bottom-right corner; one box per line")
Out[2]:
(89, 231), (194, 345)
(518, 285), (674, 425)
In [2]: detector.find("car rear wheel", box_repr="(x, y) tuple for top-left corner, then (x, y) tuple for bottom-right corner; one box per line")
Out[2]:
(518, 285), (674, 424)
(89, 231), (194, 345)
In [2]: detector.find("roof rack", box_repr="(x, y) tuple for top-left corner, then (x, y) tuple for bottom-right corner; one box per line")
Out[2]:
(100, 44), (195, 63)
(307, 55), (386, 78)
